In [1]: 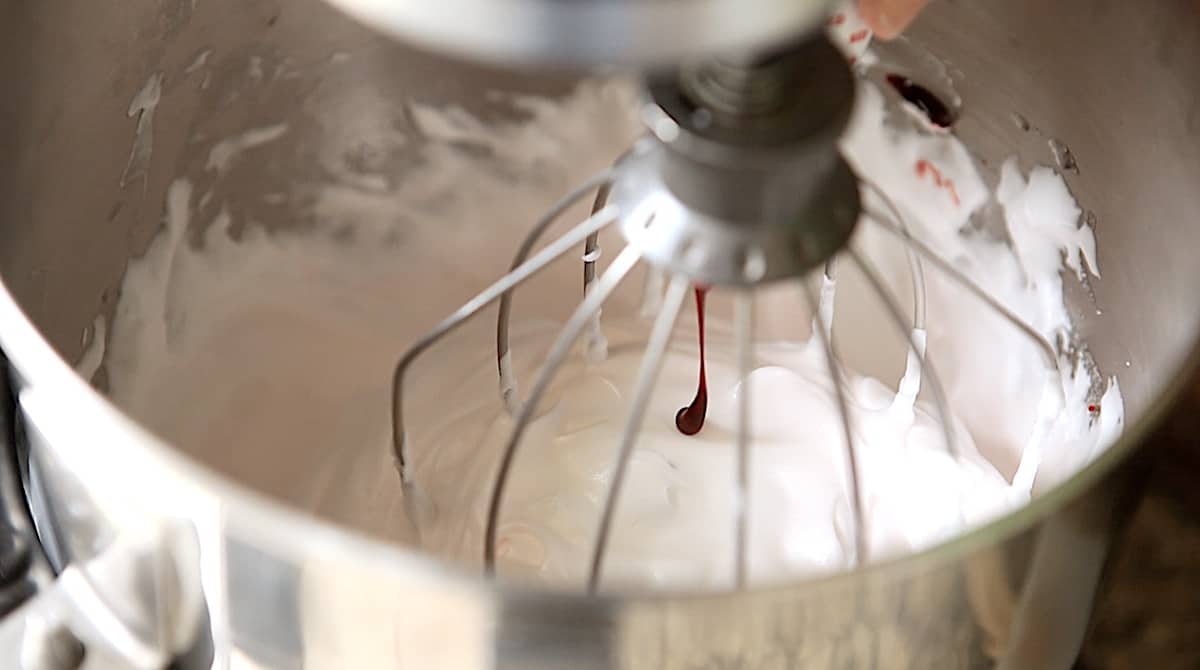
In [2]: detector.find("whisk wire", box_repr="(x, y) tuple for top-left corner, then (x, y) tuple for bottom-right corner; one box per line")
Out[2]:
(801, 275), (868, 565)
(394, 198), (621, 479)
(582, 184), (614, 364)
(820, 259), (838, 340)
(496, 169), (619, 412)
(401, 137), (1073, 585)
(485, 244), (642, 575)
(733, 291), (755, 587)
(583, 182), (611, 293)
(587, 275), (690, 593)
(904, 227), (929, 332)
(862, 182), (1060, 372)
(846, 247), (960, 459)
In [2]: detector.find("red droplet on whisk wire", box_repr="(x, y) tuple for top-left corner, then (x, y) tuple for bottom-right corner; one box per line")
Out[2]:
(676, 286), (709, 436)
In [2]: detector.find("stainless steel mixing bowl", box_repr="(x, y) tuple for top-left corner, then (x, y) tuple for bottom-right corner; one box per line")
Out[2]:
(0, 0), (1197, 667)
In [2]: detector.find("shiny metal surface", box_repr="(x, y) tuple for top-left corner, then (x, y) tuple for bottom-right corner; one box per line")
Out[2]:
(617, 37), (863, 286)
(320, 0), (838, 67)
(0, 521), (204, 669)
(0, 0), (1197, 668)
(801, 274), (869, 566)
(481, 244), (642, 576)
(391, 191), (621, 480)
(609, 138), (863, 286)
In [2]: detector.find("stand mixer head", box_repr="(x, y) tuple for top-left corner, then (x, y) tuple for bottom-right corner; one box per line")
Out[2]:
(320, 0), (840, 67)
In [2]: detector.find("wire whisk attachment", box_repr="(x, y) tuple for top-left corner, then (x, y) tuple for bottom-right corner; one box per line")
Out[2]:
(390, 34), (1066, 593)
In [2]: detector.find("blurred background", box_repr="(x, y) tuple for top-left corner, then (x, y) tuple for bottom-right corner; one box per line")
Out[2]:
(1080, 374), (1200, 669)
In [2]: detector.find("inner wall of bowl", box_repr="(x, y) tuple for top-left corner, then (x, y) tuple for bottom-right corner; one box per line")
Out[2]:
(1, 0), (1198, 546)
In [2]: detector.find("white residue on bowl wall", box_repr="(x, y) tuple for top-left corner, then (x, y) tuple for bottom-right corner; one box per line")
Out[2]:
(120, 71), (164, 190)
(75, 315), (107, 384)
